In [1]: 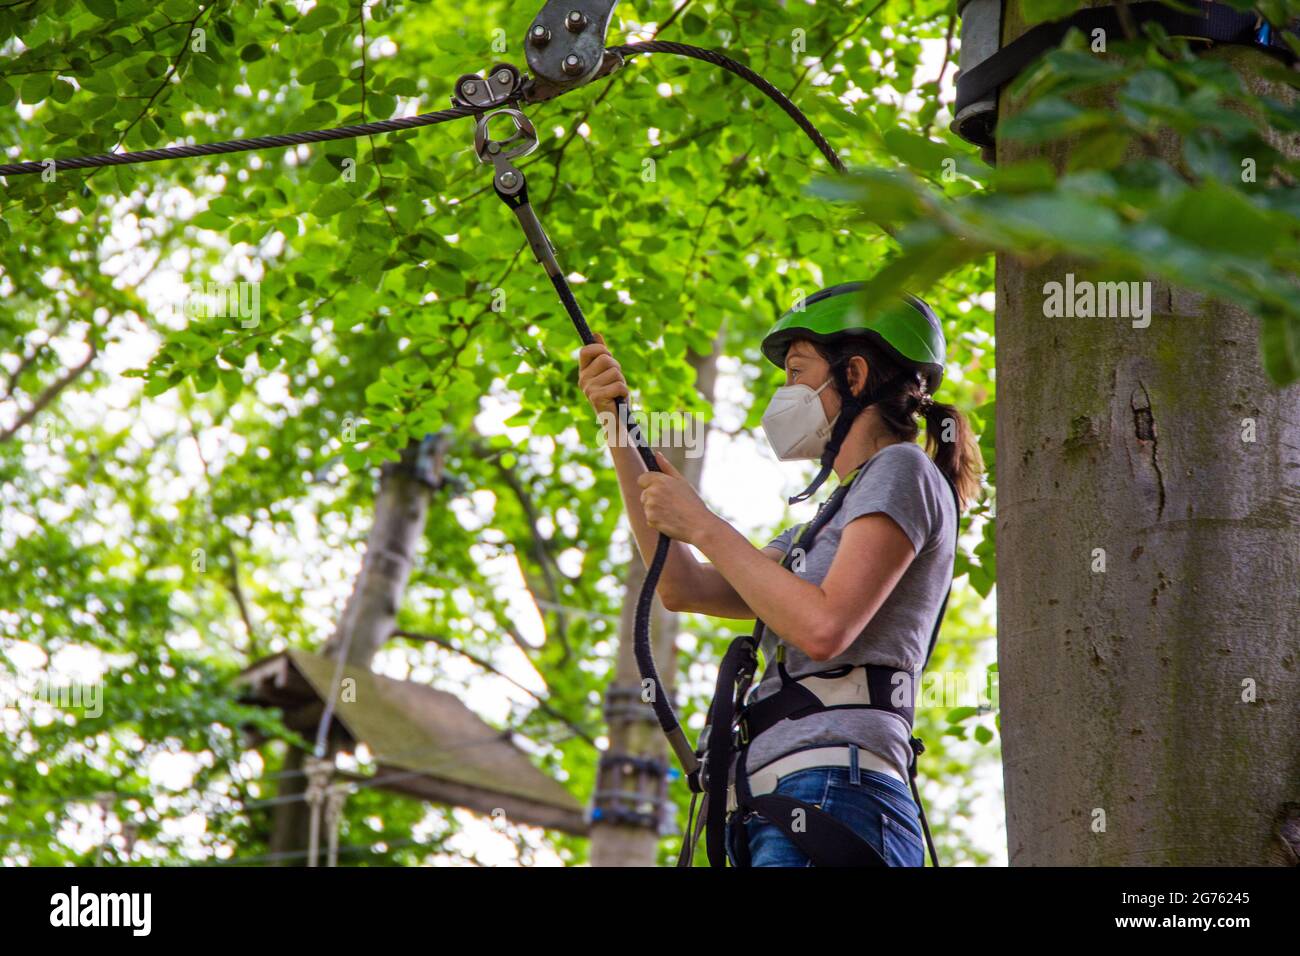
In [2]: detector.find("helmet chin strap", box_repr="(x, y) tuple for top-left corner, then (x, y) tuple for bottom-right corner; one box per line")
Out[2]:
(787, 371), (914, 505)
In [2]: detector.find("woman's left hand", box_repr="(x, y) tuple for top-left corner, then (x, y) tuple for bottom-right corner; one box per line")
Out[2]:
(637, 451), (717, 545)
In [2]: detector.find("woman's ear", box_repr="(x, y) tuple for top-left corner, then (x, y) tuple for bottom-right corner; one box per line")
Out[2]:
(848, 355), (871, 398)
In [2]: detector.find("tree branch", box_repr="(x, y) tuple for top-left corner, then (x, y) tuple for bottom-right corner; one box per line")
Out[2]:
(0, 344), (97, 444)
(2, 315), (70, 403)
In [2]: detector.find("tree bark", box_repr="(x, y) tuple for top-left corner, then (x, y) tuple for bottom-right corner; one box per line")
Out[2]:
(997, 3), (1300, 865)
(590, 337), (722, 866)
(268, 435), (448, 864)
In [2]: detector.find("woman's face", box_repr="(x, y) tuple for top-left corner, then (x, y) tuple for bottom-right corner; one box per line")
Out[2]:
(784, 339), (866, 416)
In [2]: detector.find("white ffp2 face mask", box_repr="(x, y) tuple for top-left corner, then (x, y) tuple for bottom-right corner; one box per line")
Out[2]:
(760, 378), (837, 461)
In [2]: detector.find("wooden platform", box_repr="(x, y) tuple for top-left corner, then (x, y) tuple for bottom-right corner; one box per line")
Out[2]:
(236, 649), (588, 835)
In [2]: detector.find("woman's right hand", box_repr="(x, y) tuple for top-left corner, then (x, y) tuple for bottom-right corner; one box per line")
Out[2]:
(577, 333), (630, 417)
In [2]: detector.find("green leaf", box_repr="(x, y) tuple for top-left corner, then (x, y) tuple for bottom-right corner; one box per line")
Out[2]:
(298, 59), (338, 85)
(1259, 310), (1300, 385)
(1154, 182), (1277, 257)
(143, 376), (174, 397)
(19, 73), (52, 104)
(882, 128), (952, 175)
(307, 157), (342, 184)
(946, 706), (979, 724)
(240, 43), (266, 63)
(192, 209), (228, 230)
(193, 364), (218, 393)
(219, 367), (243, 397)
(84, 0), (118, 20)
(298, 5), (341, 32)
(385, 77), (419, 97)
(1022, 0), (1084, 25)
(312, 188), (355, 218)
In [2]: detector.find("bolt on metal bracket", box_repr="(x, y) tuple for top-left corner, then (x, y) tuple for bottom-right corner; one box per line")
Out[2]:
(523, 0), (622, 102)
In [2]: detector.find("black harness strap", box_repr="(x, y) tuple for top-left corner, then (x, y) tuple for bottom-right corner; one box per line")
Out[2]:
(738, 660), (915, 742)
(736, 744), (888, 868)
(701, 635), (759, 867)
(955, 0), (1300, 148)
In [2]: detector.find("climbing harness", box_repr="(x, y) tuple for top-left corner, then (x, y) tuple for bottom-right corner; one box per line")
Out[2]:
(679, 464), (959, 868)
(953, 0), (1300, 150)
(678, 286), (960, 868)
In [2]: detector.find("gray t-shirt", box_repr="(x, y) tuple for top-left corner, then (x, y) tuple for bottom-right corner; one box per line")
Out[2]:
(744, 441), (957, 780)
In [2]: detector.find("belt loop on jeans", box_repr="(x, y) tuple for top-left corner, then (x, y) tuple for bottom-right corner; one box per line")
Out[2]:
(849, 744), (861, 785)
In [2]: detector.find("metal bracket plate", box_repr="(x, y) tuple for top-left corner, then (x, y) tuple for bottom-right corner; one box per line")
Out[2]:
(451, 62), (524, 110)
(524, 0), (620, 96)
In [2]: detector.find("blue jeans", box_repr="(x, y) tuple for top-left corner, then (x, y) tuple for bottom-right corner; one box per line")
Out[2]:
(725, 763), (927, 867)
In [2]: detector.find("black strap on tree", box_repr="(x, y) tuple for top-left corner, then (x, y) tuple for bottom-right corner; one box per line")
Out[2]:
(954, 0), (1300, 150)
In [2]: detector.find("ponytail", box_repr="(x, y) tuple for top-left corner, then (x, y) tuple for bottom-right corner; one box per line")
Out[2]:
(919, 399), (983, 511)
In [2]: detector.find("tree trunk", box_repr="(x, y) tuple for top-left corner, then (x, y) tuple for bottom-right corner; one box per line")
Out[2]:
(268, 435), (448, 864)
(590, 338), (722, 866)
(997, 3), (1300, 865)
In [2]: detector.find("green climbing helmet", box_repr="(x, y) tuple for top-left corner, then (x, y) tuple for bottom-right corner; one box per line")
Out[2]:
(761, 283), (946, 394)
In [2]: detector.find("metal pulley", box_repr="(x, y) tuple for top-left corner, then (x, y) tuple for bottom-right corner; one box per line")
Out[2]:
(452, 62), (523, 110)
(524, 0), (624, 102)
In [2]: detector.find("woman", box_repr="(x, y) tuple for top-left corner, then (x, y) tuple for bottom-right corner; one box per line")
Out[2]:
(577, 283), (982, 867)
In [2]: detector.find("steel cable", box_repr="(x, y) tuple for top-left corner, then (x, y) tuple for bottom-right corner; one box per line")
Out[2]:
(611, 41), (846, 173)
(0, 105), (480, 177)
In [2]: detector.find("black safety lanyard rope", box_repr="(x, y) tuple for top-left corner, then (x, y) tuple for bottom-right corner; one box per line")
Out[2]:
(471, 100), (698, 774)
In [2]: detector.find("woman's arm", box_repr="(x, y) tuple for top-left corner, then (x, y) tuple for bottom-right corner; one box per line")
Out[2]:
(636, 452), (919, 656)
(578, 336), (697, 598)
(692, 513), (916, 661)
(608, 437), (782, 618)
(660, 545), (789, 619)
